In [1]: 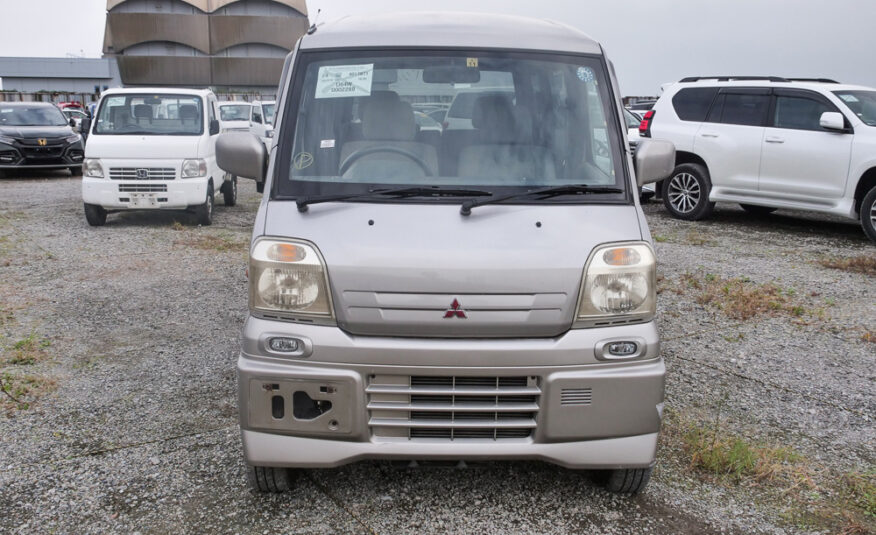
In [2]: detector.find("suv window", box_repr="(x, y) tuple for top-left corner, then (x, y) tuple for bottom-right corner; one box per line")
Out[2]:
(706, 92), (770, 127)
(672, 88), (718, 122)
(773, 95), (833, 131)
(833, 90), (876, 126)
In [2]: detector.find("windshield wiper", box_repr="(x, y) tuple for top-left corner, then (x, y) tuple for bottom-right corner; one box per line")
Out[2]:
(460, 184), (624, 216)
(296, 186), (492, 212)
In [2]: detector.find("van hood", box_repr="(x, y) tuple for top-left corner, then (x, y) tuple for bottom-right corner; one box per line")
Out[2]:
(84, 134), (200, 160)
(263, 202), (644, 338)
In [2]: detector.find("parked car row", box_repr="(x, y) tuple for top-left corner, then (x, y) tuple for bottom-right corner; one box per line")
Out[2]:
(642, 76), (876, 242)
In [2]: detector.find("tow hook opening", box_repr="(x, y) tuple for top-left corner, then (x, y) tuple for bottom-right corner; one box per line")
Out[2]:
(292, 391), (332, 420)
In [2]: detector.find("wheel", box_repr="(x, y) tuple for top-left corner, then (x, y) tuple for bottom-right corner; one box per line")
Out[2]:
(256, 181), (265, 194)
(246, 465), (295, 493)
(662, 163), (715, 221)
(195, 185), (214, 226)
(222, 175), (238, 207)
(69, 166), (82, 177)
(83, 203), (107, 226)
(604, 467), (652, 494)
(861, 186), (876, 243)
(739, 203), (777, 215)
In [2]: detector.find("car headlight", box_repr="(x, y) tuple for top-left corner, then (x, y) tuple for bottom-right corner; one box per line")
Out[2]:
(65, 134), (81, 144)
(84, 158), (104, 178)
(0, 135), (16, 145)
(575, 242), (656, 326)
(181, 159), (207, 178)
(250, 238), (334, 320)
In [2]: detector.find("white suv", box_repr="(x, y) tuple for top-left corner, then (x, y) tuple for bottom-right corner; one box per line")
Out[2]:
(643, 76), (876, 242)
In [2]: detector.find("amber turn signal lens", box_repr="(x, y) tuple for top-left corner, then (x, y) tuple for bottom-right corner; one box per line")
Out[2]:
(267, 243), (306, 262)
(602, 247), (641, 266)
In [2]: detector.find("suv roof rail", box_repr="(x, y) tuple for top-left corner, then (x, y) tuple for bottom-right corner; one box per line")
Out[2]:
(679, 76), (840, 84)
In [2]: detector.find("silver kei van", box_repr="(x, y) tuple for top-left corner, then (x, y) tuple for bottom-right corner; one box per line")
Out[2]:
(217, 11), (675, 495)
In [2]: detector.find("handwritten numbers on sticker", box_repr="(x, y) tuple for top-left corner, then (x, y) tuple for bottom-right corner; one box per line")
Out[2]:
(315, 64), (374, 99)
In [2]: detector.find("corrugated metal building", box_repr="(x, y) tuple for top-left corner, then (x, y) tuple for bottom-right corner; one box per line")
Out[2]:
(0, 57), (121, 93)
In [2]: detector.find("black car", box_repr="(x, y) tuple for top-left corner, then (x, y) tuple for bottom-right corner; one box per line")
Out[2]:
(0, 102), (85, 177)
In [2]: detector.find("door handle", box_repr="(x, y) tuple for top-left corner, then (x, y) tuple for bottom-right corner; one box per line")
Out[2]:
(700, 132), (719, 138)
(765, 136), (785, 143)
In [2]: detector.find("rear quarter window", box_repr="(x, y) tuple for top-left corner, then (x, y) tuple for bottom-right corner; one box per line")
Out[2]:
(671, 87), (718, 122)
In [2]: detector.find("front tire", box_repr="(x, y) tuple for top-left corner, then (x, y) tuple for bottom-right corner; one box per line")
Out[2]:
(662, 163), (715, 221)
(247, 465), (295, 493)
(604, 467), (652, 494)
(83, 203), (107, 226)
(222, 175), (237, 207)
(256, 181), (265, 194)
(860, 186), (876, 243)
(739, 203), (777, 215)
(69, 166), (82, 177)
(195, 185), (214, 226)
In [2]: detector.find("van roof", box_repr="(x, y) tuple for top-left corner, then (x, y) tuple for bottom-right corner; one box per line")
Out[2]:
(301, 11), (602, 56)
(100, 87), (214, 97)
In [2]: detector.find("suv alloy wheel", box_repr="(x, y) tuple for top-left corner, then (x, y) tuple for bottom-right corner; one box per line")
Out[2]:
(662, 163), (715, 220)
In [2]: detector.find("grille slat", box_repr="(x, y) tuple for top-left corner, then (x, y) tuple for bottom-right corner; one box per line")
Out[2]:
(561, 388), (593, 406)
(109, 167), (176, 180)
(368, 375), (540, 441)
(118, 184), (167, 193)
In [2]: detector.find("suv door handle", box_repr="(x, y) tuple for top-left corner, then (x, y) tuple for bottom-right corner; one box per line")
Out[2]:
(700, 132), (719, 138)
(765, 136), (785, 143)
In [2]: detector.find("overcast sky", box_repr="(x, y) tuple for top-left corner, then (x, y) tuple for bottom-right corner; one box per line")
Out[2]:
(1, 0), (874, 95)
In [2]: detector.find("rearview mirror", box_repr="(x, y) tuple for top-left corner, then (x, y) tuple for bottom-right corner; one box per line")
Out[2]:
(217, 132), (267, 181)
(423, 66), (481, 84)
(635, 139), (675, 187)
(819, 111), (846, 132)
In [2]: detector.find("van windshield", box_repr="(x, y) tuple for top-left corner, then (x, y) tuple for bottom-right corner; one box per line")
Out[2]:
(277, 51), (627, 203)
(263, 103), (276, 125)
(93, 94), (204, 135)
(219, 104), (250, 122)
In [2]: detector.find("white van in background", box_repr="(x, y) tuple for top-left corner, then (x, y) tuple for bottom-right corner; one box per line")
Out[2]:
(249, 100), (276, 148)
(218, 101), (252, 133)
(81, 87), (236, 226)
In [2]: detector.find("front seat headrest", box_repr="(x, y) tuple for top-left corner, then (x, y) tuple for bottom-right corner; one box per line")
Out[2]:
(362, 91), (416, 141)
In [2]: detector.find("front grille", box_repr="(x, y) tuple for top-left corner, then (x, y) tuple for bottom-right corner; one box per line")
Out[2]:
(561, 388), (592, 406)
(109, 167), (176, 180)
(118, 183), (167, 193)
(367, 375), (540, 441)
(21, 146), (64, 159)
(20, 138), (64, 146)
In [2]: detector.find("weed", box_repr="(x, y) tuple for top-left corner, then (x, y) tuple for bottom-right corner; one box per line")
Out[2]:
(0, 371), (56, 412)
(685, 230), (716, 246)
(817, 255), (876, 277)
(722, 333), (744, 343)
(174, 233), (247, 253)
(653, 234), (669, 243)
(170, 221), (185, 231)
(681, 272), (804, 321)
(6, 333), (50, 365)
(862, 330), (876, 344)
(843, 470), (876, 517)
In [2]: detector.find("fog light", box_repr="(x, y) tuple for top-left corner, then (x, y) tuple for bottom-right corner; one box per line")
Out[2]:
(607, 341), (638, 356)
(268, 337), (299, 353)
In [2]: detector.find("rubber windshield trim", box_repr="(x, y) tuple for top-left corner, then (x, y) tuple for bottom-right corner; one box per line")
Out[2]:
(270, 47), (633, 206)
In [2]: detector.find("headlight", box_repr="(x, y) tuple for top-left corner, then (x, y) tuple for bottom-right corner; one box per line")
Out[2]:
(65, 134), (81, 144)
(84, 158), (104, 178)
(265, 130), (274, 138)
(249, 238), (334, 320)
(0, 135), (16, 145)
(575, 242), (656, 325)
(181, 159), (207, 178)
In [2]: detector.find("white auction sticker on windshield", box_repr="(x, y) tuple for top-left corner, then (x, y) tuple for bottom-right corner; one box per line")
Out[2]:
(315, 64), (374, 99)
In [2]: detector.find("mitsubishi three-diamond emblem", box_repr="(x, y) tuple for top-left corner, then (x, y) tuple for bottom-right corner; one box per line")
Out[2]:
(443, 298), (467, 319)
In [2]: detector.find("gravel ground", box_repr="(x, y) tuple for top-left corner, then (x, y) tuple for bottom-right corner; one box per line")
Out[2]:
(0, 173), (873, 534)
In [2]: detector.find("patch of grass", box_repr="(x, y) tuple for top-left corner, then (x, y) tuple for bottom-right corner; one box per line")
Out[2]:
(174, 233), (248, 253)
(817, 255), (876, 277)
(0, 371), (56, 412)
(843, 470), (876, 517)
(684, 230), (716, 246)
(170, 221), (185, 231)
(681, 272), (805, 321)
(722, 332), (744, 343)
(653, 234), (669, 243)
(5, 333), (51, 365)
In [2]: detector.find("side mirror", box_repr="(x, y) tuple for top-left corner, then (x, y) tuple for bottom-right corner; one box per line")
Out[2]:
(209, 118), (220, 136)
(635, 139), (675, 187)
(217, 132), (267, 181)
(81, 117), (92, 135)
(252, 115), (262, 124)
(69, 118), (77, 127)
(819, 111), (846, 132)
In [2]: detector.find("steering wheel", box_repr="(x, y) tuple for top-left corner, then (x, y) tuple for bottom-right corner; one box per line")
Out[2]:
(338, 146), (433, 177)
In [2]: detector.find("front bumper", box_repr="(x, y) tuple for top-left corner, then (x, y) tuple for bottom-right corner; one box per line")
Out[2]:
(82, 175), (209, 210)
(238, 317), (665, 469)
(0, 139), (84, 170)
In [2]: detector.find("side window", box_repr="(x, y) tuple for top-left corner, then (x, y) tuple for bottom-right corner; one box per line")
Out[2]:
(207, 99), (216, 123)
(706, 93), (770, 126)
(672, 87), (718, 121)
(251, 105), (262, 123)
(774, 96), (833, 131)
